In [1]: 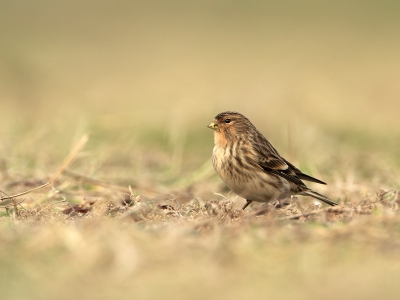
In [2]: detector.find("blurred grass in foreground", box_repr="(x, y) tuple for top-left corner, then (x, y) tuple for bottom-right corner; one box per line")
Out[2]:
(1, 1), (400, 299)
(1, 200), (400, 300)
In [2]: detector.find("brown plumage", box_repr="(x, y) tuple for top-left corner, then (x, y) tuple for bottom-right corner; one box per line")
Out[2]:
(208, 111), (337, 210)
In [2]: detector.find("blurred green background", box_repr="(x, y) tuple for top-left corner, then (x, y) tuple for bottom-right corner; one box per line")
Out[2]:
(1, 0), (400, 181)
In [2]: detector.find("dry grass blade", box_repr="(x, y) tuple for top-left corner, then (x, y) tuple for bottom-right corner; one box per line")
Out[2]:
(0, 197), (27, 208)
(283, 206), (355, 220)
(49, 134), (89, 186)
(63, 169), (160, 197)
(63, 169), (130, 192)
(0, 182), (51, 208)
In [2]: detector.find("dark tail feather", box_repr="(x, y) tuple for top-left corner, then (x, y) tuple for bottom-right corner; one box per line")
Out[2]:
(296, 173), (327, 185)
(302, 190), (338, 206)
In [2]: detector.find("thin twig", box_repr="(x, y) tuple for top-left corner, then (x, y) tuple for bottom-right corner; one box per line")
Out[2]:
(0, 182), (51, 201)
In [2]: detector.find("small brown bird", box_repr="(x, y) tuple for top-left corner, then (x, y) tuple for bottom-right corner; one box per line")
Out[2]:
(208, 111), (337, 210)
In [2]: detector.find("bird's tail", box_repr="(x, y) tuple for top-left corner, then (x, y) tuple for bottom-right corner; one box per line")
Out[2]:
(302, 190), (338, 206)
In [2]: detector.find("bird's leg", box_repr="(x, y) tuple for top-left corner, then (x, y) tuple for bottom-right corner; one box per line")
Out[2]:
(274, 197), (291, 209)
(242, 200), (252, 210)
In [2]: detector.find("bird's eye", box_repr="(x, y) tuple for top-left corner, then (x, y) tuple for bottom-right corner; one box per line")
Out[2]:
(224, 119), (231, 123)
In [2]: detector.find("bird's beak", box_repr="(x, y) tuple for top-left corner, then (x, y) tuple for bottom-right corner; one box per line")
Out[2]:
(207, 122), (218, 130)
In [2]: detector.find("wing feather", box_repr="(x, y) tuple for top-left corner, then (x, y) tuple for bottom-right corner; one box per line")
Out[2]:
(251, 140), (326, 187)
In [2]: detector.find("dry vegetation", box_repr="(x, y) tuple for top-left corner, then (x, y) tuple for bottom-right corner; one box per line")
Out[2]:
(1, 1), (400, 299)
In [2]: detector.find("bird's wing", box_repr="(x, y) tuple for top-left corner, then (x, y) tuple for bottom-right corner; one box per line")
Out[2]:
(282, 159), (327, 185)
(251, 142), (306, 187)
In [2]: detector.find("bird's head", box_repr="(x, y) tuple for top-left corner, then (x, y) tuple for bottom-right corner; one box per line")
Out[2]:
(208, 111), (253, 145)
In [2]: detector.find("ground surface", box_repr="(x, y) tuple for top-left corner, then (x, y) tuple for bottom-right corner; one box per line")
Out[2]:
(1, 1), (400, 299)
